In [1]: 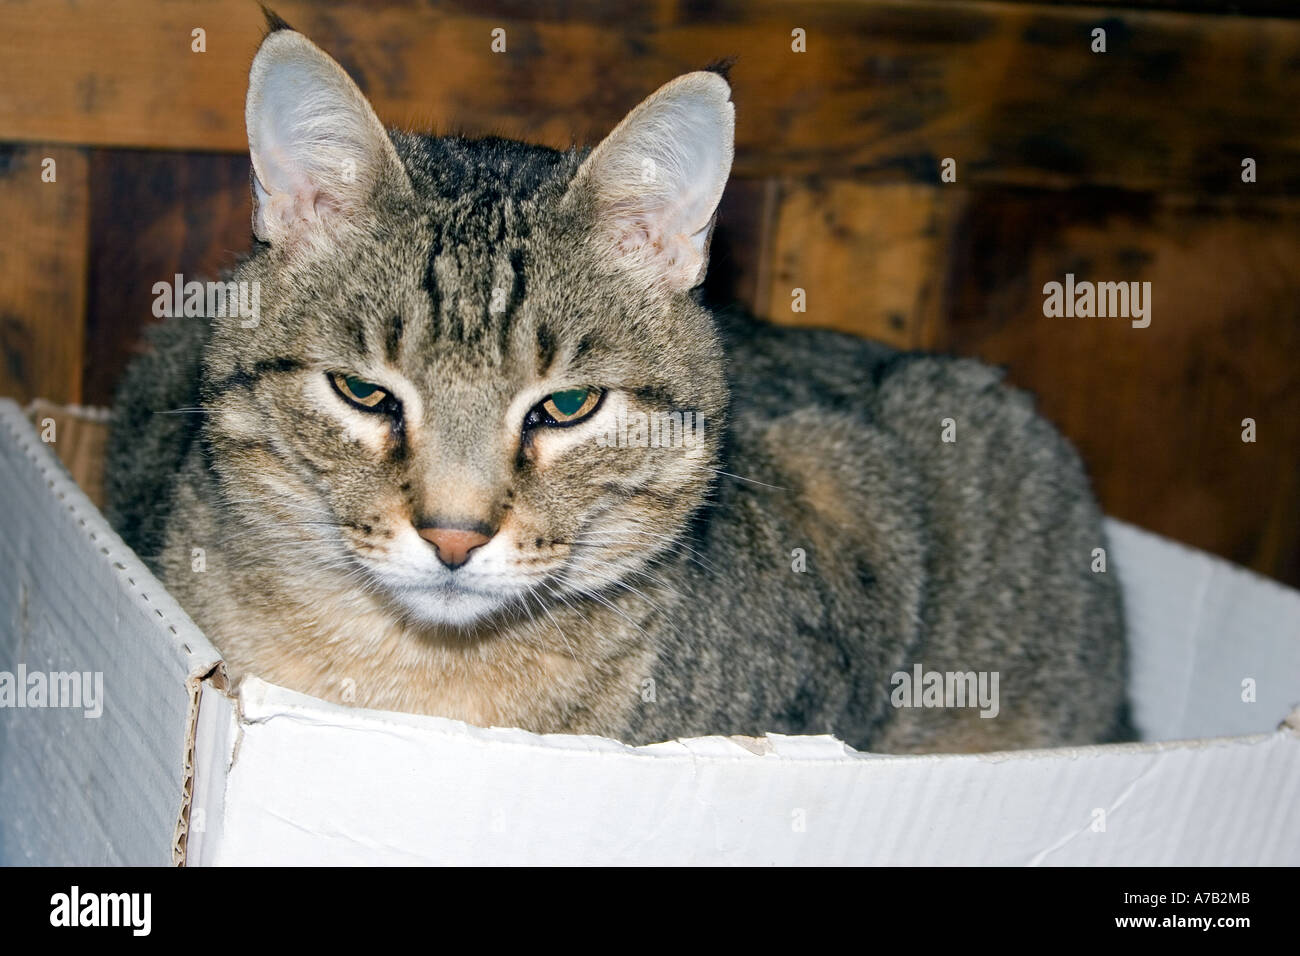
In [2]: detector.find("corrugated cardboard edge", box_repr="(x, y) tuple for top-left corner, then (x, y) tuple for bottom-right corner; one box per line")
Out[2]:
(175, 663), (229, 866)
(0, 399), (224, 866)
(187, 680), (242, 866)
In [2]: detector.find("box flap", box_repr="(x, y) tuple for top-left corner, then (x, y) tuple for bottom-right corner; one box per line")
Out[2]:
(0, 399), (222, 864)
(1107, 518), (1300, 740)
(201, 677), (1300, 865)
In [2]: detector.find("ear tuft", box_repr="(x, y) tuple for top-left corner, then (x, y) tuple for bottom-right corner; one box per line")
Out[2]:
(568, 71), (735, 293)
(702, 56), (737, 83)
(245, 29), (409, 246)
(259, 4), (295, 34)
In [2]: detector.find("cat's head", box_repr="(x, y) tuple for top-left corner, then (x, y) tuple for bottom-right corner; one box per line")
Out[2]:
(198, 26), (732, 629)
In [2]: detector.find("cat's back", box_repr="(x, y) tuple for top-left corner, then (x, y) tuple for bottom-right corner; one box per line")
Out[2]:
(674, 313), (1128, 751)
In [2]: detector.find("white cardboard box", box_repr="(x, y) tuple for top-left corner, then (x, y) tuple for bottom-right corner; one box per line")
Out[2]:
(1, 397), (1297, 865)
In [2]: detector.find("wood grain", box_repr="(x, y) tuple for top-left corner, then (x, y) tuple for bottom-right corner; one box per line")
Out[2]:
(83, 150), (251, 406)
(937, 188), (1300, 584)
(0, 145), (88, 405)
(0, 0), (1297, 193)
(25, 400), (110, 509)
(759, 179), (966, 349)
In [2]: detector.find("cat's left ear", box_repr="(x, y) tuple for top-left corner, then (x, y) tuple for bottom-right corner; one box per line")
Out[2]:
(567, 71), (735, 292)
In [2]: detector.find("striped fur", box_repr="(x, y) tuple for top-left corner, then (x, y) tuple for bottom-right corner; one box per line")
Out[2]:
(106, 28), (1129, 751)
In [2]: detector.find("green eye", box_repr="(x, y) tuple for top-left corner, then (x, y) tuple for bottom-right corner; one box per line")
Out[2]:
(539, 387), (602, 425)
(330, 372), (388, 409)
(551, 389), (590, 416)
(347, 377), (377, 398)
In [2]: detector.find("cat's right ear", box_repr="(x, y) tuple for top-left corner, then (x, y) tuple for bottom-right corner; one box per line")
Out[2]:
(245, 28), (410, 246)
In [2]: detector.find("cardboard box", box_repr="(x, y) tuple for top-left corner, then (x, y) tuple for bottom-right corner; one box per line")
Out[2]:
(1, 397), (1297, 865)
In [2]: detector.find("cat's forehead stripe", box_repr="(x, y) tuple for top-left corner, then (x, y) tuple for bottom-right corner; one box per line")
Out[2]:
(494, 246), (528, 363)
(350, 317), (370, 357)
(384, 314), (404, 364)
(535, 323), (556, 374)
(396, 134), (577, 361)
(420, 229), (532, 359)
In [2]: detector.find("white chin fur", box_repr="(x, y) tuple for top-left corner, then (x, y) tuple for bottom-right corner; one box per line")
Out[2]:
(391, 584), (508, 627)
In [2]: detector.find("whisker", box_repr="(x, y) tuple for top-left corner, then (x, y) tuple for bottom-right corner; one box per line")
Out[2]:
(705, 467), (789, 492)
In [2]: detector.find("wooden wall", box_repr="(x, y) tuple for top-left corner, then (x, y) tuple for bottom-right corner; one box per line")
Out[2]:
(1, 0), (1297, 586)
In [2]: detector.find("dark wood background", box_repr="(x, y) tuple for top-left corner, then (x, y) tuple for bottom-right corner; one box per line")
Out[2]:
(1, 0), (1297, 586)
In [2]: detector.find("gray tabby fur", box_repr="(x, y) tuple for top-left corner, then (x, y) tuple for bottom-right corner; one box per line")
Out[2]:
(107, 25), (1130, 752)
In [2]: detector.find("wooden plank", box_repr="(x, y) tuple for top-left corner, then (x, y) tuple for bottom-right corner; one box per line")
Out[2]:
(0, 145), (88, 405)
(758, 179), (965, 349)
(0, 1), (1297, 193)
(936, 188), (1300, 586)
(702, 176), (779, 318)
(83, 150), (251, 406)
(25, 400), (110, 508)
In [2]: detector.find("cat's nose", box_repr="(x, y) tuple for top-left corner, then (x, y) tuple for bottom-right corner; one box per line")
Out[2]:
(417, 526), (491, 570)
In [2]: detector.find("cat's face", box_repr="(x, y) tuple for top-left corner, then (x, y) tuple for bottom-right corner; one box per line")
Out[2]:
(198, 28), (732, 628)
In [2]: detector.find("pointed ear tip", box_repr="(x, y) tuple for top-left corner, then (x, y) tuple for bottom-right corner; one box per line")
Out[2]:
(248, 27), (331, 96)
(696, 73), (736, 132)
(658, 72), (734, 130)
(681, 70), (733, 101)
(246, 29), (318, 137)
(253, 25), (306, 58)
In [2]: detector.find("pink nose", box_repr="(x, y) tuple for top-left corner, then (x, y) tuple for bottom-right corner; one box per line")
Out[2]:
(417, 527), (490, 569)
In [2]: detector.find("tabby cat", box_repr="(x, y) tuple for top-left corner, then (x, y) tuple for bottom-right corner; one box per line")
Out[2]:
(107, 22), (1130, 752)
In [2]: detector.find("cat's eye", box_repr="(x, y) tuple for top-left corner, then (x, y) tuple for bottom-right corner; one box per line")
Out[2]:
(529, 387), (604, 428)
(330, 372), (389, 410)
